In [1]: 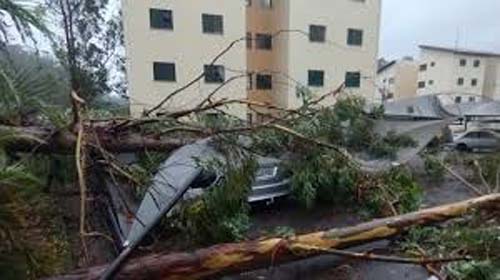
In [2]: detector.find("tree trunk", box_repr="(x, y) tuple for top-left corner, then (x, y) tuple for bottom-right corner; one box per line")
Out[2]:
(1, 125), (187, 153)
(48, 194), (500, 280)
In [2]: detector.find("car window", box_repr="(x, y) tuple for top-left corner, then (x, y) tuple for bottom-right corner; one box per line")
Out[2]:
(465, 132), (479, 138)
(478, 132), (495, 139)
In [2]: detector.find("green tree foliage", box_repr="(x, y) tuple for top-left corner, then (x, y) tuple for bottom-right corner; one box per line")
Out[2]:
(400, 215), (500, 280)
(0, 46), (70, 125)
(0, 0), (49, 48)
(0, 131), (71, 279)
(45, 0), (124, 101)
(179, 159), (257, 244)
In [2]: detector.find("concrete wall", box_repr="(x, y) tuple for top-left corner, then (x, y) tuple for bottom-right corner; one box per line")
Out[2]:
(122, 0), (247, 117)
(417, 48), (487, 102)
(378, 60), (418, 101)
(286, 0), (381, 108)
(484, 57), (500, 100)
(123, 0), (381, 119)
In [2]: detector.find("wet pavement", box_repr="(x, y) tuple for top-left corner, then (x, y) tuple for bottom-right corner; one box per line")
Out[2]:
(228, 156), (477, 280)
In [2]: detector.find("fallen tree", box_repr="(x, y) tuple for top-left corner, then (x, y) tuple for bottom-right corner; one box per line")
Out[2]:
(0, 125), (188, 153)
(48, 193), (500, 280)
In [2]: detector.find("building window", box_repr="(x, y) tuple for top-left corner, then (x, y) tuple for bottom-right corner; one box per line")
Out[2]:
(407, 106), (415, 114)
(347, 29), (363, 46)
(471, 79), (478, 87)
(345, 72), (361, 88)
(455, 96), (462, 104)
(419, 64), (427, 71)
(418, 81), (426, 88)
(309, 25), (326, 42)
(474, 60), (480, 67)
(430, 62), (435, 67)
(386, 92), (394, 99)
(204, 65), (225, 83)
(259, 0), (272, 9)
(388, 78), (395, 84)
(246, 32), (252, 49)
(247, 73), (253, 90)
(255, 33), (272, 50)
(459, 59), (467, 66)
(150, 9), (173, 30)
(428, 80), (434, 85)
(256, 74), (272, 90)
(457, 78), (464, 86)
(202, 14), (223, 34)
(469, 97), (476, 102)
(153, 62), (176, 81)
(308, 70), (324, 87)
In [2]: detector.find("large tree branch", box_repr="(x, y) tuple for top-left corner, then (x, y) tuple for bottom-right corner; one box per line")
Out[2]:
(1, 125), (187, 154)
(48, 194), (500, 280)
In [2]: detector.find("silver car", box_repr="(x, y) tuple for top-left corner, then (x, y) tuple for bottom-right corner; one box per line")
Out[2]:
(453, 130), (500, 151)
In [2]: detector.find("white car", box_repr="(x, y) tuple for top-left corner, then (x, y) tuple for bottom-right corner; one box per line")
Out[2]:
(452, 130), (500, 151)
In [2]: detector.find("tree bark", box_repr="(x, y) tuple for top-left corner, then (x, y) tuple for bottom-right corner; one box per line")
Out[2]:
(48, 193), (500, 280)
(1, 125), (187, 153)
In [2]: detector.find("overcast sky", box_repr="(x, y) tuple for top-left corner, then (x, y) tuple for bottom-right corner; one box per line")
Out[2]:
(380, 0), (500, 60)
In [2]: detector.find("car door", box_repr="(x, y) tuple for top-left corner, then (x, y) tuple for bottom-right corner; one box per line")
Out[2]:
(462, 132), (479, 149)
(478, 132), (499, 150)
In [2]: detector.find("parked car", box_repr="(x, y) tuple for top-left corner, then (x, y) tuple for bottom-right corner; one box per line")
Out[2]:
(452, 130), (500, 151)
(105, 139), (291, 247)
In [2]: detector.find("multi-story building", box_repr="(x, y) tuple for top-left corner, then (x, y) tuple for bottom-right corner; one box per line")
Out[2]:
(377, 57), (418, 102)
(417, 45), (500, 104)
(122, 0), (382, 119)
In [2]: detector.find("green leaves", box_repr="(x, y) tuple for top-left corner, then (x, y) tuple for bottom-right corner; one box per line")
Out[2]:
(0, 0), (50, 47)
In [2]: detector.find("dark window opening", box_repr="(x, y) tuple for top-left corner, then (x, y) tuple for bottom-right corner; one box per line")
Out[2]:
(419, 64), (427, 71)
(153, 62), (176, 81)
(150, 9), (173, 29)
(457, 78), (464, 85)
(256, 33), (272, 50)
(471, 79), (478, 87)
(256, 74), (272, 90)
(308, 70), (324, 87)
(204, 65), (225, 83)
(347, 29), (363, 46)
(202, 14), (223, 34)
(455, 96), (462, 104)
(345, 72), (361, 88)
(459, 59), (467, 66)
(418, 81), (426, 88)
(474, 60), (480, 67)
(309, 25), (326, 42)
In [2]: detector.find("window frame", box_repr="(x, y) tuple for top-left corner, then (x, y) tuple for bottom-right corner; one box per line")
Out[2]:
(256, 74), (272, 90)
(309, 25), (326, 43)
(202, 14), (224, 35)
(150, 9), (173, 30)
(308, 70), (325, 87)
(345, 72), (361, 88)
(459, 59), (467, 67)
(204, 64), (225, 84)
(473, 59), (481, 67)
(153, 62), (176, 82)
(347, 28), (363, 46)
(471, 78), (478, 87)
(255, 33), (272, 50)
(457, 78), (465, 86)
(418, 81), (426, 88)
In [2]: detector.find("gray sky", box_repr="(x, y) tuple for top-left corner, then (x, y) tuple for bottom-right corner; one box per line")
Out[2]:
(380, 0), (500, 60)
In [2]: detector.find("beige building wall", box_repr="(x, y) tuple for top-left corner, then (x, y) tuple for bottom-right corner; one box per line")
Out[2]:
(378, 59), (418, 101)
(484, 57), (500, 101)
(123, 0), (381, 119)
(122, 0), (247, 117)
(286, 0), (381, 108)
(417, 47), (491, 104)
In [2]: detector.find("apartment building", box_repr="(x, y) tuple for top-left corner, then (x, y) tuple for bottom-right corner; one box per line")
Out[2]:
(377, 57), (418, 102)
(417, 45), (500, 104)
(122, 0), (382, 119)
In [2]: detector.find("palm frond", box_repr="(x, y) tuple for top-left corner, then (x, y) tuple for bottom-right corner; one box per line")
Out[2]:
(0, 0), (50, 46)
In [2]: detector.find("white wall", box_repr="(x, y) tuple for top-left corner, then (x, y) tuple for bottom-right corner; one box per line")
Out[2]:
(285, 0), (381, 108)
(417, 48), (486, 101)
(122, 0), (247, 117)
